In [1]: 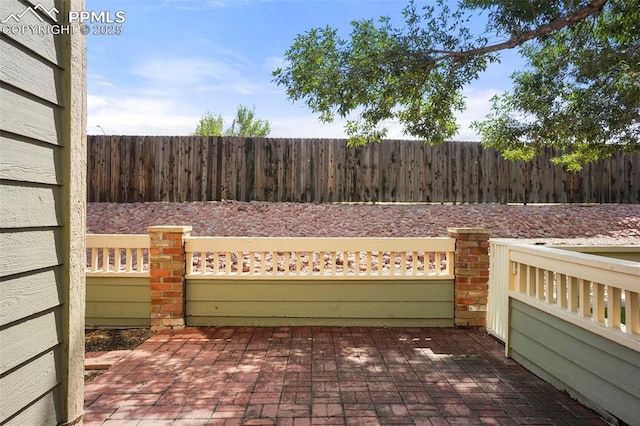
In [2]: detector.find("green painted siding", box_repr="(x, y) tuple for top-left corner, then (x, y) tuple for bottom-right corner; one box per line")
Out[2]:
(86, 276), (150, 327)
(508, 298), (640, 425)
(0, 1), (68, 421)
(187, 279), (454, 327)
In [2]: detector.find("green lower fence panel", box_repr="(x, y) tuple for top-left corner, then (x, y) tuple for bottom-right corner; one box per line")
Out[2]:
(187, 300), (452, 319)
(86, 317), (151, 327)
(86, 276), (150, 327)
(186, 278), (454, 327)
(187, 317), (455, 327)
(187, 279), (454, 302)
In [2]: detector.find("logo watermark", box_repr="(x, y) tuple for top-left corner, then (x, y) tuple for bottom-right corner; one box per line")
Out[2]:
(1, 3), (125, 36)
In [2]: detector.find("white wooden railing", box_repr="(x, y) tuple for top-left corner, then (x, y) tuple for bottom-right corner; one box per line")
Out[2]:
(86, 234), (149, 276)
(505, 244), (640, 351)
(487, 240), (511, 341)
(185, 237), (455, 280)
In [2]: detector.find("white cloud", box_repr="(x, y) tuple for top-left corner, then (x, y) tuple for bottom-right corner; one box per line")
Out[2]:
(87, 94), (197, 135)
(131, 57), (237, 85)
(129, 55), (273, 96)
(453, 87), (501, 141)
(269, 116), (347, 139)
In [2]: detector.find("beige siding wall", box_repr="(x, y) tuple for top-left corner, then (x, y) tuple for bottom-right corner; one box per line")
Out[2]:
(187, 279), (454, 327)
(86, 276), (151, 327)
(0, 0), (85, 423)
(508, 299), (640, 425)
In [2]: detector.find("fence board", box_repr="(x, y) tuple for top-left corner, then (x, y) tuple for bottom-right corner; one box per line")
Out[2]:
(87, 136), (640, 203)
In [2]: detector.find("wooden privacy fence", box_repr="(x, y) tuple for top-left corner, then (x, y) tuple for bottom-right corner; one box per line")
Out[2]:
(87, 136), (640, 204)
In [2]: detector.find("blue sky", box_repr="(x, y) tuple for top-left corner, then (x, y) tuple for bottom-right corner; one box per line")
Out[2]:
(86, 0), (524, 139)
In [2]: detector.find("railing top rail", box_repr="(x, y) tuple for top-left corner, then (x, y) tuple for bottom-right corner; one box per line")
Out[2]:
(185, 236), (455, 253)
(86, 234), (150, 248)
(556, 245), (640, 253)
(507, 244), (639, 291)
(490, 239), (640, 250)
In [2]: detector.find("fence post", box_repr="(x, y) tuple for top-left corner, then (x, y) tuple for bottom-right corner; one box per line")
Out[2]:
(447, 227), (492, 327)
(148, 226), (192, 330)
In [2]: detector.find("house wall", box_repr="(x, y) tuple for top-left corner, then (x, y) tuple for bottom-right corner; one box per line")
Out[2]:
(508, 299), (640, 425)
(86, 276), (151, 327)
(186, 278), (454, 327)
(0, 0), (86, 424)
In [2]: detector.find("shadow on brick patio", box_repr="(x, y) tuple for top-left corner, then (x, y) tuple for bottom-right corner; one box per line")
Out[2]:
(84, 327), (606, 425)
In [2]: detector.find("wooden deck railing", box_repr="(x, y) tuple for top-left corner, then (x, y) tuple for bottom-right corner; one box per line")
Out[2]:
(507, 244), (640, 351)
(86, 234), (149, 276)
(185, 237), (455, 280)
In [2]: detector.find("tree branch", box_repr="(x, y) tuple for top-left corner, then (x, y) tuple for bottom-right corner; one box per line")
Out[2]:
(428, 0), (608, 62)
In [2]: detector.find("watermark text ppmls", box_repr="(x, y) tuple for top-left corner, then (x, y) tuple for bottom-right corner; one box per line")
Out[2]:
(1, 3), (126, 36)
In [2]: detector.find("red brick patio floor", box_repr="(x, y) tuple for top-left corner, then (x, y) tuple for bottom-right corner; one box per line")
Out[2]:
(84, 327), (606, 425)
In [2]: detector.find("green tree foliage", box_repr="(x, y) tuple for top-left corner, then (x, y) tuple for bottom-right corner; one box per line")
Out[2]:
(193, 105), (271, 137)
(273, 0), (639, 170)
(225, 104), (271, 137)
(193, 111), (224, 136)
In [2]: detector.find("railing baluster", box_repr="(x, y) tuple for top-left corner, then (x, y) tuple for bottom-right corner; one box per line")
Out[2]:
(607, 285), (621, 329)
(544, 271), (554, 303)
(412, 251), (418, 276)
(390, 252), (396, 276)
(92, 248), (99, 272)
(187, 250), (194, 275)
(249, 251), (255, 275)
(225, 252), (232, 274)
(102, 247), (109, 272)
(343, 251), (348, 275)
(578, 279), (591, 317)
(400, 251), (407, 276)
(518, 264), (528, 293)
(534, 267), (543, 299)
(557, 274), (567, 308)
(125, 248), (132, 272)
(115, 248), (122, 272)
(136, 248), (143, 272)
(284, 251), (291, 275)
(593, 283), (605, 323)
(366, 252), (372, 276)
(568, 276), (579, 313)
(331, 251), (337, 275)
(627, 291), (639, 334)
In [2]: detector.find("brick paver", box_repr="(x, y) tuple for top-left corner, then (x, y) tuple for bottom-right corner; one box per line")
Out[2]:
(84, 327), (606, 425)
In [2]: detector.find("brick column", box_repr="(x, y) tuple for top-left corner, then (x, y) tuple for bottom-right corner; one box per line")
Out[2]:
(447, 227), (491, 327)
(148, 226), (192, 330)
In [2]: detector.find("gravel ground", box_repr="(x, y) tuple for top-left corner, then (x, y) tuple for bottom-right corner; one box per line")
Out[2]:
(87, 201), (640, 244)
